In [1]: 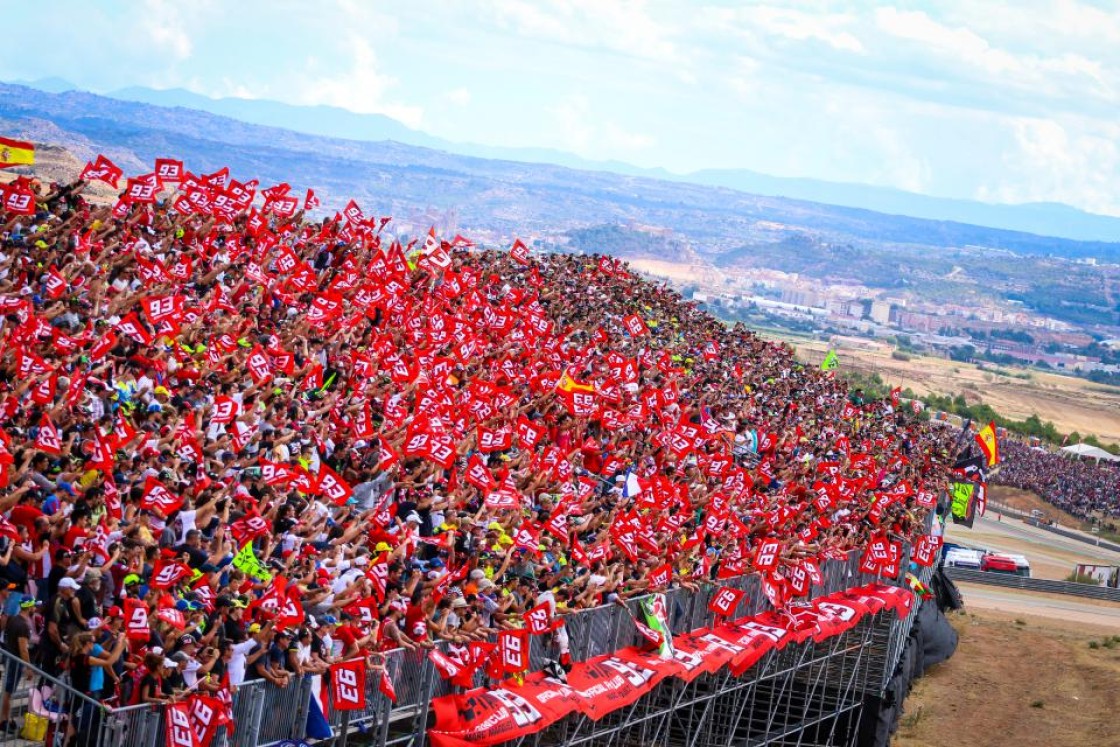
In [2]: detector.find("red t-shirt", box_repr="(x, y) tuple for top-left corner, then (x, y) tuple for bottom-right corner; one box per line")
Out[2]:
(63, 525), (89, 550)
(8, 504), (43, 535)
(335, 624), (360, 650)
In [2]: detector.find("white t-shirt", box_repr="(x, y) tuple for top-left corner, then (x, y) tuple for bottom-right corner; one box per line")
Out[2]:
(228, 639), (259, 686)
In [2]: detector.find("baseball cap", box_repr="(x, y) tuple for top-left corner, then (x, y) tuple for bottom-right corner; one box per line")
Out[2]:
(106, 606), (123, 618)
(58, 577), (81, 591)
(19, 596), (36, 609)
(162, 658), (178, 669)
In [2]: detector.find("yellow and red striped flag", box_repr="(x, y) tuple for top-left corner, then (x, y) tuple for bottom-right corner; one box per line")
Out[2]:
(975, 421), (999, 467)
(0, 136), (35, 168)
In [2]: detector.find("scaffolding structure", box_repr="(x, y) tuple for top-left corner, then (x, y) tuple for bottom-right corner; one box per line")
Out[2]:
(468, 556), (928, 747)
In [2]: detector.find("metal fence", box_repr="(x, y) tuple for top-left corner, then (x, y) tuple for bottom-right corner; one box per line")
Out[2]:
(945, 566), (1120, 600)
(0, 549), (919, 747)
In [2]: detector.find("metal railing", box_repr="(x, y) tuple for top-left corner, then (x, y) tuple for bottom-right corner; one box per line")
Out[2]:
(0, 549), (916, 747)
(945, 566), (1120, 600)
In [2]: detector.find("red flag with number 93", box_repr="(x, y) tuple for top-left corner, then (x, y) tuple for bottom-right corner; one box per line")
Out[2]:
(329, 659), (367, 711)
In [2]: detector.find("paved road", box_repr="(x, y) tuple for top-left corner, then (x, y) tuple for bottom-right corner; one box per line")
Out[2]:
(944, 512), (1120, 580)
(957, 582), (1120, 629)
(973, 514), (1120, 561)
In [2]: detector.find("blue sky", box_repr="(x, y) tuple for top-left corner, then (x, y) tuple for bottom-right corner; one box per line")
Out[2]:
(3, 0), (1120, 215)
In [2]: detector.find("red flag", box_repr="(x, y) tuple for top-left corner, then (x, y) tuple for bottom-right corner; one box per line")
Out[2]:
(123, 597), (150, 643)
(647, 563), (672, 589)
(476, 425), (512, 453)
(166, 701), (199, 747)
(524, 602), (553, 636)
(753, 539), (781, 571)
(124, 176), (159, 203)
(498, 629), (528, 676)
(79, 154), (123, 185)
(34, 416), (62, 455)
(157, 608), (188, 630)
(342, 199), (364, 225)
(304, 188), (320, 211)
(510, 238), (530, 265)
(708, 586), (745, 618)
(188, 695), (223, 747)
(155, 158), (184, 182)
(429, 649), (463, 681)
(151, 561), (192, 590)
(317, 463), (354, 506)
(117, 312), (154, 346)
(329, 659), (367, 711)
(1, 183), (34, 215)
(515, 415), (545, 449)
(464, 453), (497, 492)
(912, 535), (941, 567)
(141, 476), (184, 515)
(246, 345), (273, 385)
(622, 314), (648, 337)
(378, 670), (397, 703)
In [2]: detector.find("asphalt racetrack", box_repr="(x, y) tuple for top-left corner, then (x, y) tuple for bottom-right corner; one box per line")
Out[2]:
(944, 511), (1120, 629)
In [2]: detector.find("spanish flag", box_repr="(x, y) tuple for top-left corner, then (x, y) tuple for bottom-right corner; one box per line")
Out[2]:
(556, 371), (594, 394)
(975, 421), (999, 466)
(0, 136), (35, 169)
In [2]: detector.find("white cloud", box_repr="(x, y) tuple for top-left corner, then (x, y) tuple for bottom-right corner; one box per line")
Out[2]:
(700, 5), (865, 54)
(602, 122), (655, 152)
(288, 31), (424, 127)
(444, 88), (472, 107)
(137, 0), (196, 61)
(485, 0), (684, 67)
(873, 7), (1115, 105)
(551, 94), (654, 157)
(552, 94), (595, 153)
(976, 116), (1120, 215)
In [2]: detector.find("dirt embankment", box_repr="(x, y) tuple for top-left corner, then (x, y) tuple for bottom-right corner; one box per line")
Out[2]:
(794, 341), (1120, 445)
(893, 607), (1120, 747)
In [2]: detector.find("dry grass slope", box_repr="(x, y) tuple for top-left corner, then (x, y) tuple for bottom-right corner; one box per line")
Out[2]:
(794, 341), (1120, 445)
(894, 609), (1120, 747)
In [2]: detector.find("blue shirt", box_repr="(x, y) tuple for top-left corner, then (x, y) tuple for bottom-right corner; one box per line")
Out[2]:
(89, 644), (105, 693)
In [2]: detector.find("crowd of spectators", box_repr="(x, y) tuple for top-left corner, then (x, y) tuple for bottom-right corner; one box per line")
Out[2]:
(0, 164), (955, 730)
(992, 439), (1120, 521)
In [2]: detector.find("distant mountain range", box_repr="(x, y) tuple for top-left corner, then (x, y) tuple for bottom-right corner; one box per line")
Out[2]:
(1, 79), (1118, 264)
(16, 76), (1119, 244)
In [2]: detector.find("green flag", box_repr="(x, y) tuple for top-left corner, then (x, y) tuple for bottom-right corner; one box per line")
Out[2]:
(821, 349), (838, 371)
(639, 594), (675, 659)
(949, 482), (976, 527)
(232, 542), (272, 583)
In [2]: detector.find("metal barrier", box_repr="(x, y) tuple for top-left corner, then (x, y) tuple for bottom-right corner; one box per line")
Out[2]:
(0, 550), (917, 747)
(0, 644), (145, 747)
(946, 566), (1120, 601)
